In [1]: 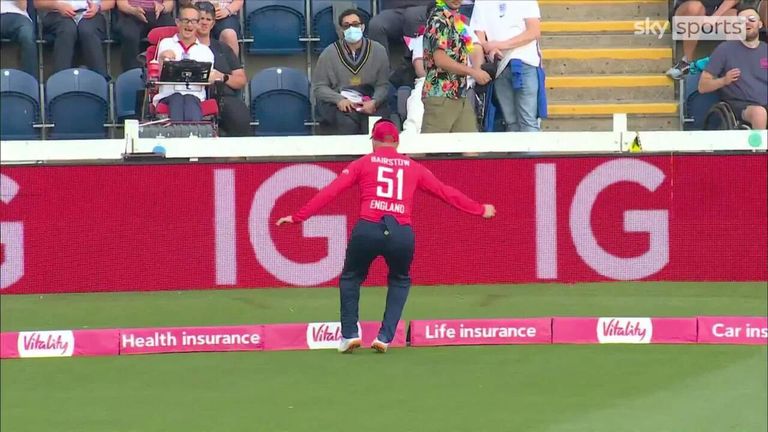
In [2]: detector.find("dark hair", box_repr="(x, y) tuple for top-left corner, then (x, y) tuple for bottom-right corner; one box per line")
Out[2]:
(736, 4), (760, 16)
(338, 8), (362, 27)
(178, 3), (199, 15)
(195, 1), (216, 15)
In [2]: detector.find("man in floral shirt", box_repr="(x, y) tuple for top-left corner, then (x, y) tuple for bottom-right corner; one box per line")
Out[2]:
(422, 0), (490, 133)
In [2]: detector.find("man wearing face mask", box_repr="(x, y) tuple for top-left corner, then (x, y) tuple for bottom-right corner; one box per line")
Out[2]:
(313, 9), (391, 135)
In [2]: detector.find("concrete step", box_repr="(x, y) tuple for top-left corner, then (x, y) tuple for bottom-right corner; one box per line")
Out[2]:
(542, 33), (672, 49)
(546, 74), (674, 102)
(541, 20), (668, 33)
(540, 0), (668, 21)
(548, 101), (678, 116)
(542, 115), (681, 131)
(542, 48), (672, 74)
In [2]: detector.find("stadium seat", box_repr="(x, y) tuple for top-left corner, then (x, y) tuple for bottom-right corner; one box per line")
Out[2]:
(45, 68), (108, 139)
(146, 26), (177, 62)
(249, 67), (312, 136)
(244, 0), (306, 55)
(0, 69), (40, 140)
(312, 0), (373, 52)
(683, 73), (721, 130)
(114, 68), (145, 121)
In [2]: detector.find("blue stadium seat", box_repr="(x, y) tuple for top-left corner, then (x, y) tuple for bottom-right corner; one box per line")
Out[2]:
(114, 68), (144, 121)
(683, 73), (720, 130)
(45, 68), (108, 139)
(312, 0), (372, 53)
(245, 0), (306, 55)
(249, 67), (312, 136)
(0, 69), (40, 140)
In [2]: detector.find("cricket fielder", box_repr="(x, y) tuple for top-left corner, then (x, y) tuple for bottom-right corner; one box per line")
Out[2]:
(276, 119), (496, 353)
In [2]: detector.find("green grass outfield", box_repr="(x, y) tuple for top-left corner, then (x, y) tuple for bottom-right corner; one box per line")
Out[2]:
(1, 282), (766, 432)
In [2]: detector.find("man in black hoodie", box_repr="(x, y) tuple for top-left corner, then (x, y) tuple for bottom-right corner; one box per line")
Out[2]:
(368, 0), (432, 54)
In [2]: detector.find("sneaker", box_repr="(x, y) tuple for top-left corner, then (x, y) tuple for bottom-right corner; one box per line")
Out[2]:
(371, 338), (388, 353)
(666, 59), (690, 80)
(338, 337), (362, 353)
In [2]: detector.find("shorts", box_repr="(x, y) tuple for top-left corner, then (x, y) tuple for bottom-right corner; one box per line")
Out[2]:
(212, 15), (241, 39)
(672, 0), (722, 16)
(726, 100), (768, 123)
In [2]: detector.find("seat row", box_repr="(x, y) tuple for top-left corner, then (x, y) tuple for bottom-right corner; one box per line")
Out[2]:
(0, 67), (313, 140)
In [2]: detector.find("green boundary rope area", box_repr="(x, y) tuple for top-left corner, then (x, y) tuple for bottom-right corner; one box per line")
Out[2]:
(1, 282), (766, 432)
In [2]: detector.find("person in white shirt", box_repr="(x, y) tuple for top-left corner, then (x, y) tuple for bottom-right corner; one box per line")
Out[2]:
(402, 33), (426, 134)
(34, 0), (115, 76)
(154, 3), (214, 121)
(0, 0), (38, 77)
(471, 0), (542, 132)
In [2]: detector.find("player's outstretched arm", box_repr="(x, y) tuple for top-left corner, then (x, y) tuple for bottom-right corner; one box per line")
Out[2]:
(276, 160), (362, 227)
(419, 167), (495, 218)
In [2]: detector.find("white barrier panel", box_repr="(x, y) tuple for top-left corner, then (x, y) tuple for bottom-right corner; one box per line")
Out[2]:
(0, 130), (764, 165)
(1, 139), (127, 163)
(622, 130), (767, 152)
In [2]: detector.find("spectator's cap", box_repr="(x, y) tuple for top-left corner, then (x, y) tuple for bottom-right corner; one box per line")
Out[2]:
(371, 119), (399, 144)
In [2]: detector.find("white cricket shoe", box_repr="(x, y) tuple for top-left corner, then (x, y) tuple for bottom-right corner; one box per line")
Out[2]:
(371, 338), (388, 353)
(338, 337), (362, 353)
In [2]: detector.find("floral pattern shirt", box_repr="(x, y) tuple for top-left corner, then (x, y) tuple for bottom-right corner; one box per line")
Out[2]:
(422, 8), (470, 99)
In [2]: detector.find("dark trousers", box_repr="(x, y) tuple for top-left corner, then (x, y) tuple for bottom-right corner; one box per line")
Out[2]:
(117, 10), (174, 70)
(1, 13), (38, 77)
(340, 216), (415, 343)
(42, 13), (107, 76)
(161, 93), (202, 122)
(317, 101), (389, 135)
(367, 6), (428, 53)
(218, 95), (251, 136)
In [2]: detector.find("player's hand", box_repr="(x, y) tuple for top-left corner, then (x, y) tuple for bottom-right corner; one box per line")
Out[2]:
(482, 204), (496, 219)
(154, 1), (165, 18)
(275, 216), (294, 226)
(360, 100), (377, 115)
(337, 99), (354, 113)
(472, 69), (492, 85)
(57, 2), (77, 17)
(722, 68), (740, 85)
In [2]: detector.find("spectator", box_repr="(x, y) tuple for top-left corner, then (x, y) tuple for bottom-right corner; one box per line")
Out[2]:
(402, 30), (427, 133)
(368, 0), (431, 54)
(35, 0), (115, 77)
(313, 9), (390, 135)
(472, 0), (544, 132)
(181, 0), (241, 57)
(115, 0), (175, 71)
(421, 0), (490, 133)
(698, 5), (767, 129)
(0, 0), (38, 77)
(195, 1), (249, 136)
(667, 0), (740, 79)
(154, 3), (214, 121)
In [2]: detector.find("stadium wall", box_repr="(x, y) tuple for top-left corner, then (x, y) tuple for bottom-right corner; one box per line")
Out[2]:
(1, 153), (765, 294)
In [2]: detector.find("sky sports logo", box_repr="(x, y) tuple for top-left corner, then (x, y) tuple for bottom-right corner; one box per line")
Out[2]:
(634, 16), (747, 40)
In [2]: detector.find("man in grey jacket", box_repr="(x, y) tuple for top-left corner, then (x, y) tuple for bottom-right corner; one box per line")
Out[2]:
(313, 9), (391, 135)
